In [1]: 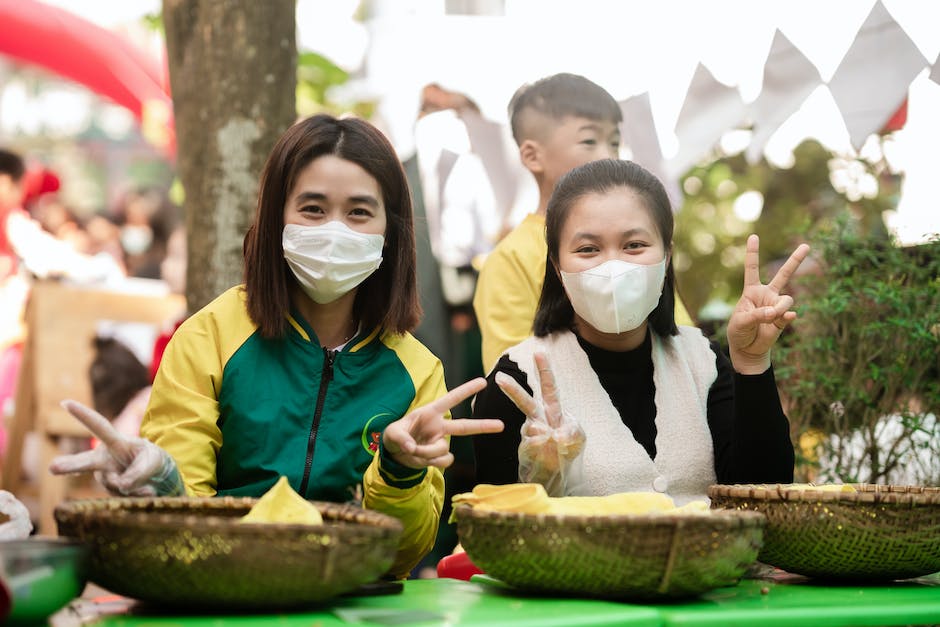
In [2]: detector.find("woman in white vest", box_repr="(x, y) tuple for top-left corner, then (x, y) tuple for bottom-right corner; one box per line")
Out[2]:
(471, 159), (809, 504)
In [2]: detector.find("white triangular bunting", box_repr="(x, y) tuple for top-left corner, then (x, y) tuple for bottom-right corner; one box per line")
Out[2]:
(930, 53), (940, 85)
(669, 63), (747, 178)
(460, 108), (525, 228)
(828, 0), (928, 149)
(619, 92), (682, 209)
(745, 29), (822, 164)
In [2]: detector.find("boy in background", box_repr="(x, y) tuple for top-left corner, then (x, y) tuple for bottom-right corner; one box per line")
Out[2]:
(473, 73), (692, 373)
(473, 73), (622, 373)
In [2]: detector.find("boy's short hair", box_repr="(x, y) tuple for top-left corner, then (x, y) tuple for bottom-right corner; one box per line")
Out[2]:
(0, 149), (25, 181)
(508, 73), (622, 145)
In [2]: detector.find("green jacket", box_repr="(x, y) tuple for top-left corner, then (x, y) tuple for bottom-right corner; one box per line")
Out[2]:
(140, 286), (446, 576)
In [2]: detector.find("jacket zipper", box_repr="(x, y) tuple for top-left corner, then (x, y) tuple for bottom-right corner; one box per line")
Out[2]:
(299, 347), (334, 496)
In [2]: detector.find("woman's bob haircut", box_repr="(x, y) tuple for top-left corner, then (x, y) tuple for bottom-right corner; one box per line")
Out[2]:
(533, 158), (679, 338)
(243, 114), (420, 338)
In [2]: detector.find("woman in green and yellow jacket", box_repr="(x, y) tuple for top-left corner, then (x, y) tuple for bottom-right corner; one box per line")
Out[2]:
(52, 114), (503, 578)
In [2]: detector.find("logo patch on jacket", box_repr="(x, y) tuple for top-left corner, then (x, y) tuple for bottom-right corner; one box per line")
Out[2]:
(361, 413), (394, 455)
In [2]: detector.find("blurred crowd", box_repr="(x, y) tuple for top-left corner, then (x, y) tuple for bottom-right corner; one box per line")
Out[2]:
(0, 147), (186, 491)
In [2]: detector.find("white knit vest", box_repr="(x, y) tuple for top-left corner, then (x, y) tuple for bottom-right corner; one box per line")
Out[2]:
(506, 327), (717, 505)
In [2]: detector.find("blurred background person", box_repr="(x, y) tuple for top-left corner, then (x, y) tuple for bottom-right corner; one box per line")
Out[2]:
(111, 186), (182, 280)
(88, 335), (151, 438)
(408, 84), (503, 577)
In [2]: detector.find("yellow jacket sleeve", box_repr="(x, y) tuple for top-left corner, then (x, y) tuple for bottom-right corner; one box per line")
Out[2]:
(674, 291), (694, 327)
(141, 317), (224, 496)
(362, 344), (448, 578)
(473, 215), (547, 374)
(140, 287), (254, 496)
(363, 456), (444, 578)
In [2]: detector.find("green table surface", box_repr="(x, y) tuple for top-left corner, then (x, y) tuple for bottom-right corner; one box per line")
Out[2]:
(652, 577), (940, 627)
(74, 576), (940, 627)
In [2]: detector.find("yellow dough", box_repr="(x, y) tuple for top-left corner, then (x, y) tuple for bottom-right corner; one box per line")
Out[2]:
(780, 483), (857, 493)
(240, 476), (324, 525)
(453, 483), (710, 516)
(548, 492), (676, 515)
(452, 483), (552, 514)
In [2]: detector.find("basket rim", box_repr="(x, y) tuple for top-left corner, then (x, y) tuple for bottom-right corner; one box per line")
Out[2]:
(453, 503), (765, 527)
(708, 483), (940, 505)
(55, 496), (404, 533)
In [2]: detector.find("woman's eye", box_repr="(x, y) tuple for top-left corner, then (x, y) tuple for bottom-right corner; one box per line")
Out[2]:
(580, 138), (597, 146)
(625, 242), (647, 250)
(575, 245), (598, 253)
(300, 205), (323, 214)
(349, 208), (372, 217)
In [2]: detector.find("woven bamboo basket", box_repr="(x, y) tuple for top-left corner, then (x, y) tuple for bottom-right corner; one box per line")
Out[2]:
(453, 505), (765, 600)
(54, 497), (403, 608)
(708, 484), (940, 580)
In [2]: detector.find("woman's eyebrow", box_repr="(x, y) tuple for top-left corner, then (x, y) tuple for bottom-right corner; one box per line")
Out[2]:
(348, 194), (380, 208)
(293, 191), (380, 208)
(293, 191), (327, 204)
(570, 228), (652, 240)
(621, 227), (653, 238)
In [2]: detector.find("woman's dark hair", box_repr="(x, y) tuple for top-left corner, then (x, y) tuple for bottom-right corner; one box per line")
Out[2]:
(533, 159), (679, 338)
(89, 337), (150, 420)
(243, 114), (420, 338)
(0, 149), (25, 181)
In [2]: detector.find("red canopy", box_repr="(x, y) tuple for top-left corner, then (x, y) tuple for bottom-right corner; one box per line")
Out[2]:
(0, 0), (174, 153)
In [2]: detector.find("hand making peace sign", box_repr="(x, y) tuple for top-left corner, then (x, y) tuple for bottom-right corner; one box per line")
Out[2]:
(726, 234), (811, 375)
(495, 352), (586, 495)
(382, 378), (504, 469)
(49, 399), (185, 496)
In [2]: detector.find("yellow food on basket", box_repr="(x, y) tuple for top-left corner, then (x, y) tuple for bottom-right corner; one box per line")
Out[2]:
(548, 492), (677, 515)
(669, 500), (711, 514)
(240, 476), (323, 525)
(452, 483), (552, 514)
(781, 483), (857, 493)
(452, 483), (711, 516)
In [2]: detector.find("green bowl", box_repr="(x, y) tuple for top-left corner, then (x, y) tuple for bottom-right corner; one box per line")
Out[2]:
(0, 538), (89, 626)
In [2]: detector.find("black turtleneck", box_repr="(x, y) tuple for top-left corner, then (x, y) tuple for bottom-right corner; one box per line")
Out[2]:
(470, 329), (794, 487)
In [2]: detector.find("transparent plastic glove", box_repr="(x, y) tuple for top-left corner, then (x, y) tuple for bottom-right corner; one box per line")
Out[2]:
(0, 490), (33, 540)
(495, 352), (586, 496)
(49, 400), (184, 497)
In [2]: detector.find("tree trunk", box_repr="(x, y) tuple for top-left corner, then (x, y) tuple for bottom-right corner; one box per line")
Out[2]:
(163, 0), (296, 312)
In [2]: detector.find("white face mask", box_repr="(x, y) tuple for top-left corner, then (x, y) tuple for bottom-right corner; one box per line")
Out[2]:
(283, 221), (384, 304)
(120, 225), (153, 255)
(560, 258), (667, 334)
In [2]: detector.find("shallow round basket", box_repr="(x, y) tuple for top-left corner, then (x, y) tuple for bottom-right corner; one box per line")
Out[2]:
(708, 484), (940, 580)
(55, 497), (402, 609)
(453, 505), (765, 600)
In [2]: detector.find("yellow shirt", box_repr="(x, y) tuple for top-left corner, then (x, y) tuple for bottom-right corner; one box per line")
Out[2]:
(474, 214), (547, 374)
